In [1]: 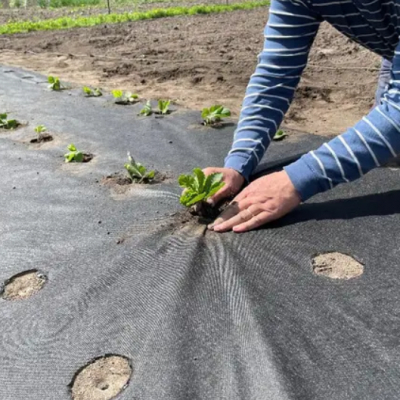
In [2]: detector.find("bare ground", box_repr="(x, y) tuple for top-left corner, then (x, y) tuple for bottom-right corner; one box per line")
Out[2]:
(0, 8), (381, 135)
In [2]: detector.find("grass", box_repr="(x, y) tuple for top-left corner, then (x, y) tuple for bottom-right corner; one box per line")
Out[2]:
(0, 0), (270, 34)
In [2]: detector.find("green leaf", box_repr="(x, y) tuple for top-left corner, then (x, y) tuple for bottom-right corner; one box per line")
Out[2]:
(112, 89), (123, 98)
(146, 170), (155, 179)
(68, 144), (76, 152)
(139, 100), (152, 116)
(0, 113), (7, 119)
(201, 108), (210, 119)
(204, 172), (223, 194)
(193, 168), (205, 192)
(48, 76), (55, 83)
(178, 174), (196, 191)
(184, 192), (207, 207)
(219, 107), (231, 117)
(35, 125), (46, 133)
(93, 88), (103, 97)
(74, 151), (84, 162)
(205, 181), (225, 199)
(83, 86), (92, 95)
(273, 129), (288, 141)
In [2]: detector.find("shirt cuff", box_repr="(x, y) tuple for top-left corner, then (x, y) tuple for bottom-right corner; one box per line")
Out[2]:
(284, 155), (327, 201)
(224, 153), (256, 182)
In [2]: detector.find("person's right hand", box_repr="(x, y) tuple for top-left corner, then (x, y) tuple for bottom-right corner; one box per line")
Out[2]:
(203, 167), (245, 206)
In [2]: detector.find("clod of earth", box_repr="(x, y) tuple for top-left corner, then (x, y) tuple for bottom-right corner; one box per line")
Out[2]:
(69, 355), (132, 400)
(312, 252), (364, 280)
(1, 270), (47, 301)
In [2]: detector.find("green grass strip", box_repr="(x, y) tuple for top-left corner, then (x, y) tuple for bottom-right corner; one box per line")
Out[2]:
(0, 1), (270, 35)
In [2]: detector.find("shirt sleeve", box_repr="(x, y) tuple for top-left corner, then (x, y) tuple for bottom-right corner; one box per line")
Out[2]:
(284, 40), (400, 201)
(224, 0), (322, 180)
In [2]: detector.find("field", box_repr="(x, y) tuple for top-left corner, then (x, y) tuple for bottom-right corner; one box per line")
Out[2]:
(0, 1), (380, 136)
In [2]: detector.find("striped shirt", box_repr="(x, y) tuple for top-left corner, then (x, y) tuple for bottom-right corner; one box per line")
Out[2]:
(224, 0), (400, 200)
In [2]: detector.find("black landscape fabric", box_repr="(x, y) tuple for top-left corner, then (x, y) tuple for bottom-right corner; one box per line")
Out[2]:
(1, 66), (400, 400)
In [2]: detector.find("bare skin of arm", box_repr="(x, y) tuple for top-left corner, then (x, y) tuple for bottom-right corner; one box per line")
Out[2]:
(203, 168), (301, 233)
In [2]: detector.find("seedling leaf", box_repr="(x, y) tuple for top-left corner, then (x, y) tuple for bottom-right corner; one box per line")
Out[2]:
(34, 125), (47, 134)
(273, 129), (288, 141)
(0, 113), (19, 130)
(139, 100), (152, 116)
(158, 99), (171, 115)
(124, 152), (155, 183)
(202, 105), (231, 125)
(179, 169), (225, 208)
(48, 75), (64, 91)
(64, 143), (85, 163)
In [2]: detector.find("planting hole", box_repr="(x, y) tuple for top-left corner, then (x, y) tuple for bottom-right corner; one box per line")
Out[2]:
(70, 355), (132, 400)
(312, 252), (363, 280)
(1, 270), (47, 301)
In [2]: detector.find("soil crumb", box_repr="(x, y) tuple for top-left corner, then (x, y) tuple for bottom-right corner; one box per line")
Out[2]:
(82, 153), (94, 163)
(312, 252), (364, 280)
(1, 270), (47, 300)
(70, 355), (132, 400)
(30, 132), (54, 143)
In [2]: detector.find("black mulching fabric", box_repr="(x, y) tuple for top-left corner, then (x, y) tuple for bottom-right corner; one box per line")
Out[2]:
(1, 66), (400, 400)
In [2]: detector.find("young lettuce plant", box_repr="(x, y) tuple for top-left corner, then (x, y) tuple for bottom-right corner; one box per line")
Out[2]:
(112, 90), (139, 104)
(64, 144), (84, 163)
(202, 105), (231, 126)
(139, 100), (152, 116)
(179, 169), (225, 207)
(48, 76), (65, 91)
(83, 86), (102, 97)
(124, 152), (155, 183)
(273, 129), (288, 141)
(34, 125), (47, 134)
(157, 100), (171, 115)
(0, 113), (19, 129)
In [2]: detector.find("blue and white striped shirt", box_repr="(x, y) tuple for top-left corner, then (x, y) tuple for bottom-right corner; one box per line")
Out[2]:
(224, 0), (400, 200)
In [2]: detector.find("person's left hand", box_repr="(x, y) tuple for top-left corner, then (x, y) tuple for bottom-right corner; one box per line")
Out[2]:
(208, 170), (301, 233)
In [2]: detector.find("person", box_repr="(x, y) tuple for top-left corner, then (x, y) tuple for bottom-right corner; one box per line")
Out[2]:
(205, 0), (400, 233)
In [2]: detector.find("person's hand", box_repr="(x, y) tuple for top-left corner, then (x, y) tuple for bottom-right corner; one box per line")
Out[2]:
(208, 170), (301, 233)
(203, 167), (245, 205)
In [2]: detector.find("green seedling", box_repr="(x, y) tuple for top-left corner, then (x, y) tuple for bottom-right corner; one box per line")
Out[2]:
(64, 144), (84, 163)
(202, 105), (231, 125)
(48, 76), (65, 91)
(179, 168), (225, 207)
(34, 125), (47, 134)
(139, 100), (152, 116)
(83, 86), (102, 97)
(124, 152), (155, 183)
(273, 129), (288, 141)
(157, 99), (171, 115)
(0, 113), (19, 129)
(112, 90), (139, 104)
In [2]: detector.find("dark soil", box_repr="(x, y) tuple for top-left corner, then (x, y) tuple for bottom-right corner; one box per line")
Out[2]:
(30, 132), (54, 143)
(101, 171), (166, 187)
(0, 9), (380, 136)
(82, 153), (94, 163)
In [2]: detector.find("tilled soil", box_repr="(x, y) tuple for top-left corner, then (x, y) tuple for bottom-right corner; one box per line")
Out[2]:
(0, 8), (381, 135)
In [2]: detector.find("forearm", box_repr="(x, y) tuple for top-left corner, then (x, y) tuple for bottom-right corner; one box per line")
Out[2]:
(224, 0), (321, 180)
(285, 85), (400, 200)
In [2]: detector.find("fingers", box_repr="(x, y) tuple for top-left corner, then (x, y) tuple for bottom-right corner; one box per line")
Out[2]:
(232, 211), (275, 233)
(208, 199), (254, 229)
(207, 184), (235, 206)
(210, 205), (261, 232)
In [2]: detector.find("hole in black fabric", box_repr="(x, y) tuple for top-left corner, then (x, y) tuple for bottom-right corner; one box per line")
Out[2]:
(69, 354), (132, 400)
(1, 269), (47, 301)
(312, 252), (364, 280)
